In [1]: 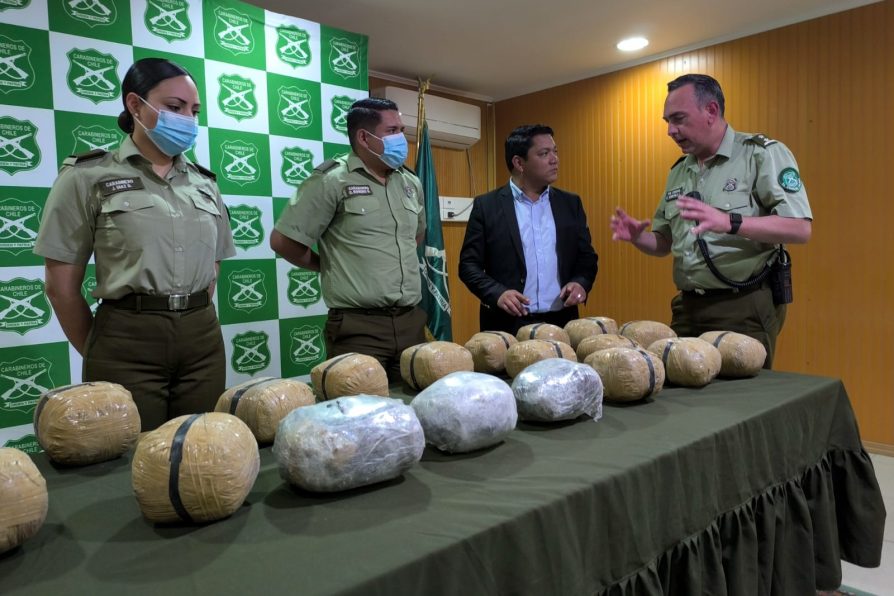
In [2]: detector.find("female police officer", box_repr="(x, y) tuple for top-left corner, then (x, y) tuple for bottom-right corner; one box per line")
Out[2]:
(34, 58), (235, 431)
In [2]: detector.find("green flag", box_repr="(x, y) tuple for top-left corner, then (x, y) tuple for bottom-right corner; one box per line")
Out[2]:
(415, 120), (452, 340)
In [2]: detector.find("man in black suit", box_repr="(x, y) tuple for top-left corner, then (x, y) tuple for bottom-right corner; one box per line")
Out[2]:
(459, 124), (598, 334)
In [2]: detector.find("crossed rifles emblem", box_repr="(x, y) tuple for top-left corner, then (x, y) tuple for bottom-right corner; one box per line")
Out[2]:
(332, 103), (349, 128)
(0, 213), (37, 240)
(148, 0), (187, 31)
(217, 14), (251, 46)
(231, 278), (263, 303)
(0, 292), (45, 321)
(221, 83), (254, 111)
(291, 335), (321, 360)
(0, 132), (35, 160)
(332, 46), (358, 71)
(289, 277), (319, 300)
(223, 149), (257, 176)
(1, 370), (49, 401)
(0, 53), (29, 82)
(283, 156), (311, 180)
(280, 96), (310, 121)
(72, 60), (116, 91)
(234, 340), (266, 366)
(68, 0), (111, 17)
(231, 215), (260, 240)
(279, 34), (309, 60)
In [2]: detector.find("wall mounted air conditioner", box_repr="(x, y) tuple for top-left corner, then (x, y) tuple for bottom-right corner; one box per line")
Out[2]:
(373, 86), (481, 150)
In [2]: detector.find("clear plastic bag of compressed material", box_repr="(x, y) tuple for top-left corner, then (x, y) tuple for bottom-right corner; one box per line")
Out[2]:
(411, 371), (517, 453)
(273, 395), (425, 492)
(511, 359), (604, 422)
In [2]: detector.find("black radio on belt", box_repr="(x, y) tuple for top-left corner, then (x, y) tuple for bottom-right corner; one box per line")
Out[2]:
(769, 248), (793, 305)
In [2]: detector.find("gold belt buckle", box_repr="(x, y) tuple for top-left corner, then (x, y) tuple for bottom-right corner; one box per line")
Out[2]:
(168, 293), (190, 311)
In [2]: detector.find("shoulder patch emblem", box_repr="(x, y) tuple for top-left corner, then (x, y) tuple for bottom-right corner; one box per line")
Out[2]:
(747, 134), (778, 148)
(778, 167), (802, 193)
(68, 148), (108, 165)
(314, 159), (338, 174)
(190, 162), (217, 181)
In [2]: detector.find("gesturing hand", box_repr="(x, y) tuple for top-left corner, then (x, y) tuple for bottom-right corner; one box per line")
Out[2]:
(610, 207), (650, 242)
(497, 290), (530, 317)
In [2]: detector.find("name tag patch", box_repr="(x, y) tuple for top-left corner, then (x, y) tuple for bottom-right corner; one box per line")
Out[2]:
(665, 187), (683, 201)
(345, 185), (372, 196)
(99, 177), (144, 196)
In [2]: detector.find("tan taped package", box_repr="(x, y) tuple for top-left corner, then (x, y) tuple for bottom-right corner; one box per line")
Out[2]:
(401, 341), (475, 391)
(564, 317), (619, 349)
(576, 333), (640, 362)
(648, 338), (722, 388)
(132, 413), (260, 524)
(464, 331), (518, 374)
(0, 448), (48, 554)
(34, 381), (140, 466)
(310, 353), (389, 401)
(619, 320), (677, 348)
(585, 347), (665, 402)
(505, 339), (577, 378)
(700, 331), (768, 378)
(215, 377), (316, 444)
(516, 323), (571, 345)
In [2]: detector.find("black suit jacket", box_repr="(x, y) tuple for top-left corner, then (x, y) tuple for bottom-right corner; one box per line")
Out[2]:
(458, 184), (599, 332)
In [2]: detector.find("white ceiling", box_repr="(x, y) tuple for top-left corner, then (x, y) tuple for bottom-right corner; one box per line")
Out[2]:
(251, 0), (879, 101)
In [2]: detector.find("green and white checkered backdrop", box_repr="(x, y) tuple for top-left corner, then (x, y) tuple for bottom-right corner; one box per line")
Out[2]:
(0, 0), (369, 451)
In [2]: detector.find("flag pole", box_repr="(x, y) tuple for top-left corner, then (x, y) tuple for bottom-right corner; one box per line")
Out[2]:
(416, 77), (430, 156)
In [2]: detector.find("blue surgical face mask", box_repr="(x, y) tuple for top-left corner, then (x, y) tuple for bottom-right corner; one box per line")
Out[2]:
(368, 131), (408, 169)
(134, 96), (198, 157)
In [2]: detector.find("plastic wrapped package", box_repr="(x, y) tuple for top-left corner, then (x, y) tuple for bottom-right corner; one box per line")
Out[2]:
(576, 333), (640, 362)
(512, 359), (604, 422)
(411, 372), (517, 453)
(273, 395), (425, 492)
(131, 413), (260, 524)
(215, 377), (316, 444)
(400, 341), (474, 390)
(648, 337), (722, 388)
(619, 320), (677, 349)
(564, 317), (619, 349)
(585, 347), (665, 402)
(700, 331), (767, 377)
(310, 353), (389, 401)
(505, 339), (577, 378)
(0, 448), (48, 554)
(464, 331), (518, 374)
(516, 323), (571, 345)
(34, 381), (140, 466)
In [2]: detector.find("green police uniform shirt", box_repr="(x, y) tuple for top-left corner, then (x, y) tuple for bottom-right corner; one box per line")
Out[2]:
(34, 136), (236, 299)
(274, 152), (425, 309)
(652, 126), (813, 291)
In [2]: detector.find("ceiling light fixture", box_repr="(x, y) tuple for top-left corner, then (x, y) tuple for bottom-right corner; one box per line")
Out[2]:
(617, 37), (649, 52)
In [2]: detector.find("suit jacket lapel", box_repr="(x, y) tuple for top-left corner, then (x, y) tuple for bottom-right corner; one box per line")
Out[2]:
(549, 188), (566, 275)
(499, 185), (525, 266)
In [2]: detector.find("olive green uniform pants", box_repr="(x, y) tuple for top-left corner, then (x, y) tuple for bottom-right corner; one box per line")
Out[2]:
(83, 302), (226, 431)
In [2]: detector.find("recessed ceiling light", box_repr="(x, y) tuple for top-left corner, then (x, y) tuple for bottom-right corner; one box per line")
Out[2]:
(617, 37), (649, 52)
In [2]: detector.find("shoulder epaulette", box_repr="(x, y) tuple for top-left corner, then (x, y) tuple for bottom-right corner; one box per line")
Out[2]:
(314, 159), (339, 174)
(669, 155), (686, 170)
(746, 133), (778, 148)
(189, 162), (217, 181)
(401, 165), (417, 176)
(64, 149), (107, 166)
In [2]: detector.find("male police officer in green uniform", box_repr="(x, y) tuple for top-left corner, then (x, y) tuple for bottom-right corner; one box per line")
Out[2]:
(610, 74), (812, 368)
(271, 97), (426, 380)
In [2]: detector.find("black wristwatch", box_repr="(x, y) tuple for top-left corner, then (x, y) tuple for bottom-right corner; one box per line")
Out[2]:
(729, 212), (743, 235)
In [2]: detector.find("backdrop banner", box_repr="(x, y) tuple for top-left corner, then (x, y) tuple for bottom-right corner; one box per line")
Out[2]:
(0, 0), (368, 450)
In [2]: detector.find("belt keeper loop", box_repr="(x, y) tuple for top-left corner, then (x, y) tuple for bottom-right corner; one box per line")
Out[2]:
(135, 295), (141, 314)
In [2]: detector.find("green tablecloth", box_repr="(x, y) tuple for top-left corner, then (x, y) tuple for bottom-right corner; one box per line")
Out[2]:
(0, 371), (886, 595)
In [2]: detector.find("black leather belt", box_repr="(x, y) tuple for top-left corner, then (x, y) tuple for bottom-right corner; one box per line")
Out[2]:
(681, 284), (763, 298)
(102, 290), (209, 312)
(330, 305), (415, 317)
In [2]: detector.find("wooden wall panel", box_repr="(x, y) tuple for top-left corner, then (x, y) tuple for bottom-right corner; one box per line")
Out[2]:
(494, 1), (894, 446)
